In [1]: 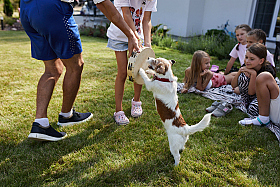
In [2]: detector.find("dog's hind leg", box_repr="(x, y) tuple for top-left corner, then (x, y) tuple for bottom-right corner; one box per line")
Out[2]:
(168, 135), (181, 165)
(170, 147), (180, 166)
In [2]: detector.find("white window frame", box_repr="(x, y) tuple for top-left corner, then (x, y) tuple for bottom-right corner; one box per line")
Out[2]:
(268, 0), (280, 41)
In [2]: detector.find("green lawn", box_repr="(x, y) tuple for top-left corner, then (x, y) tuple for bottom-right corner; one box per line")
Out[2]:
(0, 31), (279, 186)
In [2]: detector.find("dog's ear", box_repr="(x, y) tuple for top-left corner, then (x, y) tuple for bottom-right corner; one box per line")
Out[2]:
(170, 60), (176, 66)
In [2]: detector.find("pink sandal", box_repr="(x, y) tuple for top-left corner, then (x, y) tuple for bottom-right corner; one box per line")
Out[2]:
(114, 111), (129, 125)
(131, 98), (142, 117)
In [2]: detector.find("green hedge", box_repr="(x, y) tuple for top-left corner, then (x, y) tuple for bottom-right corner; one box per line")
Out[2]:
(152, 29), (237, 60)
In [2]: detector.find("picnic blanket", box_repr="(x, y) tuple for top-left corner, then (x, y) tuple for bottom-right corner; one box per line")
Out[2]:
(177, 77), (280, 143)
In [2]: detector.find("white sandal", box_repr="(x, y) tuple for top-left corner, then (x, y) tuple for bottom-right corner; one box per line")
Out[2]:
(131, 98), (142, 118)
(114, 111), (129, 125)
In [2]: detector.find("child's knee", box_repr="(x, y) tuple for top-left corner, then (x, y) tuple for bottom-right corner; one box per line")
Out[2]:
(256, 72), (273, 85)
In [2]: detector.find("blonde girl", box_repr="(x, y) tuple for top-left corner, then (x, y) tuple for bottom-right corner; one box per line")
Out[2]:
(181, 50), (236, 93)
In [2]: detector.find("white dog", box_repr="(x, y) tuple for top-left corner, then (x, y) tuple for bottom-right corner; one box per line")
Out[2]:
(139, 57), (211, 165)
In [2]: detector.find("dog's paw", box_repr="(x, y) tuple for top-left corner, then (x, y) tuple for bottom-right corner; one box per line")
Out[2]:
(145, 69), (155, 76)
(139, 68), (145, 75)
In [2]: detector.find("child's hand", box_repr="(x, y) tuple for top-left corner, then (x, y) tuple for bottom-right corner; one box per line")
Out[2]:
(181, 88), (188, 94)
(200, 69), (213, 77)
(239, 67), (256, 78)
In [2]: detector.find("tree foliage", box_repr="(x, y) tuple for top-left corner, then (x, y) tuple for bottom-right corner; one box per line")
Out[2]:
(4, 0), (14, 17)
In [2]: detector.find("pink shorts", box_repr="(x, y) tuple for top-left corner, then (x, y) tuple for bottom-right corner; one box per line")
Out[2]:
(211, 73), (227, 88)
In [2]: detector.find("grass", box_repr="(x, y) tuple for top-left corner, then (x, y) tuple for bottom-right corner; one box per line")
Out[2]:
(0, 31), (280, 186)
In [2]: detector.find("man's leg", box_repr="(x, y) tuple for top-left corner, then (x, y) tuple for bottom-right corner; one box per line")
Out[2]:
(57, 53), (93, 126)
(28, 58), (66, 141)
(60, 53), (84, 113)
(36, 58), (64, 119)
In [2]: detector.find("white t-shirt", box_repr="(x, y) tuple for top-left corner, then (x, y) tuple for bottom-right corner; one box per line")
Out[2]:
(229, 43), (247, 66)
(230, 44), (275, 67)
(93, 0), (106, 4)
(267, 50), (275, 67)
(106, 0), (157, 42)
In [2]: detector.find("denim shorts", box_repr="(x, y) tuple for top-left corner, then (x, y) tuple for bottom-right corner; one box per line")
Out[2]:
(107, 38), (128, 51)
(20, 0), (82, 60)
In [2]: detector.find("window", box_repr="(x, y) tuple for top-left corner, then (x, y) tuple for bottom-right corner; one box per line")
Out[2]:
(252, 0), (277, 37)
(273, 6), (280, 37)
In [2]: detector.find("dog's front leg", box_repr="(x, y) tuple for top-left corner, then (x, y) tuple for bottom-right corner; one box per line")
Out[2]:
(139, 68), (154, 91)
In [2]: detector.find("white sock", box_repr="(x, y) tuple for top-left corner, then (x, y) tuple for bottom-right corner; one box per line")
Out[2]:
(252, 115), (269, 126)
(59, 108), (73, 118)
(35, 118), (49, 128)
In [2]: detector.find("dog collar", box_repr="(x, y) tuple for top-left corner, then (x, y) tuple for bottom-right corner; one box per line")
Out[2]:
(153, 75), (173, 82)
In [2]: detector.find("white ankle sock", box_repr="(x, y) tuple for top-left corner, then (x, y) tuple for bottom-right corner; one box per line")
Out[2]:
(59, 109), (73, 118)
(35, 118), (49, 128)
(252, 115), (269, 126)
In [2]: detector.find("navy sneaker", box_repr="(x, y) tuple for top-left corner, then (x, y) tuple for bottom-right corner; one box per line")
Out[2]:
(57, 109), (93, 126)
(28, 122), (67, 141)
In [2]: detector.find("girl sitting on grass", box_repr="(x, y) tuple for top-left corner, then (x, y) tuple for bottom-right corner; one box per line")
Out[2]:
(224, 24), (251, 75)
(231, 43), (279, 127)
(181, 50), (237, 93)
(246, 29), (275, 67)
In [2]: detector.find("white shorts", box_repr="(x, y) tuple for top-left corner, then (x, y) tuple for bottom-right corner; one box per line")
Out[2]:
(270, 92), (280, 124)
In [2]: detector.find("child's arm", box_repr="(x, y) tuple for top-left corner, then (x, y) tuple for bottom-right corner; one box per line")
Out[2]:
(181, 68), (190, 93)
(142, 11), (152, 47)
(231, 68), (242, 88)
(97, 1), (139, 56)
(224, 57), (237, 75)
(196, 70), (213, 91)
(242, 67), (257, 95)
(122, 7), (140, 41)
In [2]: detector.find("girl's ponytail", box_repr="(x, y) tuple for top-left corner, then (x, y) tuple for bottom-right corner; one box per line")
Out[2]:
(236, 42), (240, 51)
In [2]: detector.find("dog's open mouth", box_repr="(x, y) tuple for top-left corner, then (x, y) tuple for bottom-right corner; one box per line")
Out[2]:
(148, 65), (154, 70)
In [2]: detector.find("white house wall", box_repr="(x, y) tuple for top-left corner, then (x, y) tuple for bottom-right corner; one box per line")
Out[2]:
(152, 0), (255, 37)
(152, 0), (190, 37)
(201, 0), (255, 35)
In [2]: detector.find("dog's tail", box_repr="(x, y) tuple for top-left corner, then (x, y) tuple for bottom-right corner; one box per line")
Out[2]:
(186, 113), (211, 135)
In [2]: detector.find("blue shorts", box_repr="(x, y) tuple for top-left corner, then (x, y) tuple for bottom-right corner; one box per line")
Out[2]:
(20, 0), (82, 60)
(107, 38), (128, 51)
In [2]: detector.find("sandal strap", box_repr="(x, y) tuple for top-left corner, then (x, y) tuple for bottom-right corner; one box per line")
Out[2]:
(257, 117), (270, 127)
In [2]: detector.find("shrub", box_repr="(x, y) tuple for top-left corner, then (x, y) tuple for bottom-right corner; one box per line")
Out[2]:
(152, 33), (174, 48)
(4, 0), (14, 17)
(79, 25), (107, 38)
(152, 28), (237, 60)
(173, 34), (236, 60)
(4, 15), (16, 26)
